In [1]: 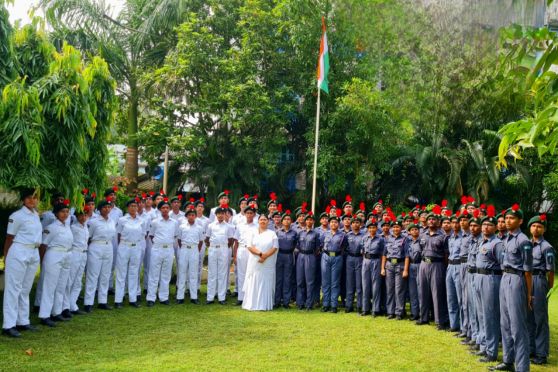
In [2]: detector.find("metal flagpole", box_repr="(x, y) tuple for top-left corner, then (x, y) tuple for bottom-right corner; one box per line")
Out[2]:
(311, 89), (321, 214)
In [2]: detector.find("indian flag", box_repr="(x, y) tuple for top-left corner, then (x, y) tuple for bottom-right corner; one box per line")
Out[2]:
(317, 16), (329, 94)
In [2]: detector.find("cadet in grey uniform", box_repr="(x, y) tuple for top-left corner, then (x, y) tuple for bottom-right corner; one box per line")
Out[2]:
(446, 212), (462, 332)
(527, 214), (554, 365)
(468, 212), (484, 352)
(476, 209), (503, 363)
(405, 223), (422, 321)
(457, 211), (472, 340)
(381, 219), (409, 319)
(274, 210), (298, 308)
(489, 205), (532, 372)
(321, 214), (347, 313)
(296, 214), (320, 310)
(344, 216), (364, 313)
(361, 219), (384, 316)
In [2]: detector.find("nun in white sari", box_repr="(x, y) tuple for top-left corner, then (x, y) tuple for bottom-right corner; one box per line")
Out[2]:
(242, 214), (278, 311)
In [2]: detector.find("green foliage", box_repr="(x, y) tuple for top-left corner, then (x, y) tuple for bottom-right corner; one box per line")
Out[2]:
(0, 12), (116, 204)
(0, 0), (15, 88)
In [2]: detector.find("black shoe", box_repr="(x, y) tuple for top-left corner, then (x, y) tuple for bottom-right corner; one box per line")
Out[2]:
(360, 311), (371, 316)
(488, 363), (514, 371)
(235, 300), (243, 306)
(2, 327), (22, 338)
(98, 303), (112, 310)
(467, 339), (477, 346)
(321, 306), (330, 312)
(146, 301), (155, 307)
(480, 357), (497, 363)
(114, 302), (123, 309)
(40, 318), (56, 327)
(469, 344), (480, 351)
(456, 332), (467, 338)
(16, 324), (39, 332)
(471, 350), (485, 356)
(437, 323), (450, 331)
(190, 299), (200, 305)
(449, 327), (460, 332)
(206, 301), (214, 305)
(61, 309), (73, 319)
(176, 299), (184, 305)
(71, 309), (87, 315)
(129, 302), (140, 308)
(330, 307), (338, 313)
(387, 314), (395, 319)
(373, 312), (381, 318)
(219, 301), (226, 305)
(160, 300), (170, 305)
(416, 320), (429, 325)
(283, 304), (290, 309)
(108, 289), (115, 295)
(51, 314), (69, 322)
(345, 308), (353, 313)
(396, 315), (402, 320)
(83, 305), (93, 313)
(532, 357), (547, 365)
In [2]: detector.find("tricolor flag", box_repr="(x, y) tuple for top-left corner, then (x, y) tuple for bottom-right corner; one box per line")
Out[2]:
(317, 16), (329, 94)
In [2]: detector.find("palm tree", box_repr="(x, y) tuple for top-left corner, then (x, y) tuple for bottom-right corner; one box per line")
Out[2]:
(39, 0), (194, 191)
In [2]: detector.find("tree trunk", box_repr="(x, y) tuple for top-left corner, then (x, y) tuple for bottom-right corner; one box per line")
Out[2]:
(125, 82), (139, 192)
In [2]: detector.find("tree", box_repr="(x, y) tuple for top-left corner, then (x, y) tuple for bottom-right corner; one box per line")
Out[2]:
(0, 9), (116, 202)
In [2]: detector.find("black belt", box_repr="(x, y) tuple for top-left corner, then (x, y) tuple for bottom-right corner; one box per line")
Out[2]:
(467, 267), (477, 274)
(348, 252), (362, 258)
(299, 250), (315, 255)
(278, 249), (294, 254)
(477, 268), (502, 276)
(323, 251), (341, 257)
(504, 267), (524, 276)
(412, 259), (421, 264)
(364, 253), (381, 259)
(387, 258), (404, 264)
(532, 269), (547, 276)
(448, 259), (461, 265)
(460, 257), (468, 264)
(422, 256), (443, 263)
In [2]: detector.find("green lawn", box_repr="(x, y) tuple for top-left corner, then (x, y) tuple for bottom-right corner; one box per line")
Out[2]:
(0, 285), (556, 371)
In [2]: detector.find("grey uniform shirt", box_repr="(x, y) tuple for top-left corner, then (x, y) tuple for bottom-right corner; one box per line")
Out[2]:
(531, 238), (554, 272)
(476, 235), (503, 271)
(502, 229), (533, 272)
(363, 234), (385, 256)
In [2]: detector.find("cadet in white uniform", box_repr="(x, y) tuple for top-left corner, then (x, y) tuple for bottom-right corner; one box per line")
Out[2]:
(84, 199), (117, 312)
(177, 203), (204, 304)
(114, 198), (146, 308)
(2, 189), (41, 338)
(142, 192), (164, 293)
(205, 205), (234, 304)
(147, 199), (180, 306)
(38, 202), (73, 327)
(233, 204), (258, 306)
(63, 207), (90, 316)
(209, 190), (236, 222)
(104, 188), (123, 293)
(195, 198), (209, 288)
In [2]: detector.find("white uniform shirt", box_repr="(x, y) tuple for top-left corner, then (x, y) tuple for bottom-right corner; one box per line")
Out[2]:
(170, 210), (185, 221)
(179, 219), (204, 247)
(117, 214), (146, 244)
(235, 220), (258, 247)
(7, 206), (42, 246)
(43, 220), (74, 250)
(71, 222), (89, 252)
(149, 217), (180, 246)
(109, 206), (123, 223)
(205, 220), (234, 246)
(232, 213), (246, 226)
(88, 216), (117, 242)
(195, 215), (209, 233)
(41, 210), (72, 228)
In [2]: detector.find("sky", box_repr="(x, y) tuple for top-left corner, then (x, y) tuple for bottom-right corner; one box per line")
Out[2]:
(6, 0), (124, 25)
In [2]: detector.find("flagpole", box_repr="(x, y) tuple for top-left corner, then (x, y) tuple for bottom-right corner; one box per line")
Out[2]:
(311, 89), (321, 215)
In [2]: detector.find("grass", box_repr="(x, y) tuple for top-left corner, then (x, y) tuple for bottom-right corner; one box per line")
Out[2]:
(0, 283), (556, 371)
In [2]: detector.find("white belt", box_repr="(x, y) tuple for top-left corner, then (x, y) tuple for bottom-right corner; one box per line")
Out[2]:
(14, 243), (39, 249)
(120, 240), (141, 247)
(91, 240), (110, 245)
(49, 246), (71, 253)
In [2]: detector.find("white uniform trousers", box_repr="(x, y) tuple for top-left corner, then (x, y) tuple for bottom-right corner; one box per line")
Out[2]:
(115, 242), (142, 303)
(2, 243), (39, 329)
(39, 248), (71, 318)
(109, 235), (118, 290)
(84, 242), (114, 305)
(136, 240), (146, 297)
(63, 249), (87, 312)
(176, 245), (199, 300)
(33, 265), (45, 307)
(236, 245), (250, 301)
(147, 245), (174, 302)
(198, 245), (207, 288)
(143, 237), (152, 291)
(207, 245), (229, 301)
